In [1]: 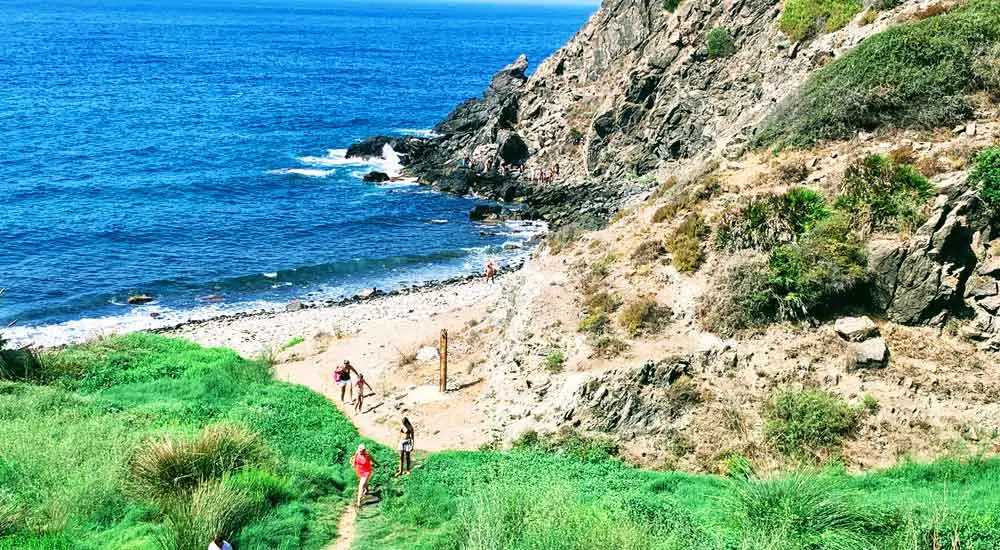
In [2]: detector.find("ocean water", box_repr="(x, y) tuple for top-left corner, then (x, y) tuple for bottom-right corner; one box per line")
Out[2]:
(0, 0), (595, 346)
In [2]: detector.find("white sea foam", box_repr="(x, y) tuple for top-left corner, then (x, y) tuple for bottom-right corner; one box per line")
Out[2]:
(295, 144), (404, 179)
(428, 219), (448, 224)
(396, 128), (440, 138)
(268, 168), (336, 178)
(263, 272), (278, 278)
(5, 300), (281, 349)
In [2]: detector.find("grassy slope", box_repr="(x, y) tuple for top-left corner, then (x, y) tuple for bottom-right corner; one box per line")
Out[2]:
(757, 0), (1000, 148)
(0, 334), (393, 550)
(359, 451), (1000, 550)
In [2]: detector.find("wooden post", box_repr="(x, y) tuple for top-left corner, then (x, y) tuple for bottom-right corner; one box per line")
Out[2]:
(439, 329), (448, 393)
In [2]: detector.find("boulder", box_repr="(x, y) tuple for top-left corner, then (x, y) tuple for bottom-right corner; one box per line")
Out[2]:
(416, 346), (439, 362)
(127, 294), (154, 305)
(834, 316), (879, 343)
(286, 300), (304, 312)
(469, 204), (503, 222)
(363, 171), (390, 183)
(847, 337), (890, 370)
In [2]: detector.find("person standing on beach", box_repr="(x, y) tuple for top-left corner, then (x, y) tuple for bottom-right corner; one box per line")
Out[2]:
(352, 444), (378, 507)
(335, 360), (359, 403)
(484, 261), (497, 283)
(396, 417), (415, 476)
(354, 373), (375, 413)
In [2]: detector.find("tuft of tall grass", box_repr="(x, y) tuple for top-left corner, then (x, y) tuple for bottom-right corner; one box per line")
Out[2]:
(155, 481), (256, 550)
(130, 424), (272, 497)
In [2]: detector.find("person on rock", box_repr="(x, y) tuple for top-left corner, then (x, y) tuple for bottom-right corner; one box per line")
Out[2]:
(352, 443), (378, 507)
(396, 417), (415, 476)
(354, 373), (375, 413)
(484, 261), (497, 283)
(335, 360), (359, 403)
(208, 534), (233, 550)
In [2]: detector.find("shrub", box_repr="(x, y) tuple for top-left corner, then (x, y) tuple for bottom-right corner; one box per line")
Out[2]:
(618, 297), (672, 337)
(776, 161), (810, 184)
(759, 0), (1000, 148)
(631, 240), (667, 264)
(728, 475), (883, 548)
(131, 424), (271, 497)
(590, 335), (629, 358)
(715, 188), (829, 251)
(526, 427), (620, 462)
(578, 312), (610, 335)
(666, 213), (709, 273)
(155, 481), (257, 550)
(583, 291), (622, 314)
(780, 0), (863, 42)
(702, 215), (867, 332)
(969, 147), (1000, 210)
(764, 388), (859, 458)
(281, 336), (304, 351)
(663, 0), (680, 11)
(836, 155), (934, 232)
(567, 128), (584, 145)
(706, 27), (736, 58)
(0, 340), (43, 382)
(648, 176), (678, 202)
(394, 345), (419, 368)
(545, 350), (566, 373)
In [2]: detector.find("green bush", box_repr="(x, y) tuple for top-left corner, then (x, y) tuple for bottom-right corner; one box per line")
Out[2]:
(706, 27), (736, 58)
(764, 388), (859, 458)
(836, 155), (934, 232)
(662, 0), (680, 12)
(728, 475), (884, 548)
(0, 491), (21, 538)
(759, 0), (1000, 148)
(618, 297), (672, 337)
(578, 311), (610, 335)
(780, 0), (863, 42)
(716, 188), (829, 251)
(130, 424), (272, 497)
(970, 147), (1000, 210)
(701, 216), (867, 333)
(545, 350), (566, 373)
(667, 213), (709, 273)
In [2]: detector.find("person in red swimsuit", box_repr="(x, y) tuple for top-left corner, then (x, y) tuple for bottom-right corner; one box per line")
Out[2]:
(352, 444), (378, 507)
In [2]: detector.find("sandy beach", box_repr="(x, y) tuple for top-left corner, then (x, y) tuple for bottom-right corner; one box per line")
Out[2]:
(167, 272), (518, 451)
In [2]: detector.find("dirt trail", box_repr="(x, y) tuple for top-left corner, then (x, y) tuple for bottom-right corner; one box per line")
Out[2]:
(325, 505), (357, 550)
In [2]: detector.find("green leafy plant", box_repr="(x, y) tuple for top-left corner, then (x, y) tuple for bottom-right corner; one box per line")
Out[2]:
(759, 0), (1000, 148)
(545, 350), (566, 373)
(281, 336), (304, 351)
(578, 312), (610, 335)
(764, 388), (859, 458)
(663, 0), (681, 12)
(836, 155), (934, 232)
(970, 147), (1000, 211)
(715, 188), (829, 252)
(706, 27), (736, 58)
(780, 0), (864, 42)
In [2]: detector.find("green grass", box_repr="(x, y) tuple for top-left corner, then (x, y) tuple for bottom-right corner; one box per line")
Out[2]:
(759, 0), (1000, 148)
(836, 155), (934, 233)
(357, 449), (1000, 550)
(780, 0), (863, 42)
(970, 146), (1000, 211)
(281, 336), (304, 351)
(0, 333), (389, 549)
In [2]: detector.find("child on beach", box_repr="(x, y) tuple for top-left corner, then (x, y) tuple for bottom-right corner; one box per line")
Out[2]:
(354, 373), (375, 413)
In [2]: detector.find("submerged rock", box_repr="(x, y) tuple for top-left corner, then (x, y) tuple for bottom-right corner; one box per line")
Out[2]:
(363, 171), (390, 183)
(127, 294), (154, 305)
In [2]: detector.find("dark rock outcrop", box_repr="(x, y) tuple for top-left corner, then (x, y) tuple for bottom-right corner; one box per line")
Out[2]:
(363, 171), (390, 183)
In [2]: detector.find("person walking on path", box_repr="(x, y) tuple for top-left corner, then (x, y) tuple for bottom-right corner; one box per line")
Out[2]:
(335, 360), (359, 403)
(354, 373), (375, 413)
(352, 444), (378, 508)
(395, 417), (415, 476)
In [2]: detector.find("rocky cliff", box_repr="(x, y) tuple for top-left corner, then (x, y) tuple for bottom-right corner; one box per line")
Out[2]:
(350, 0), (936, 225)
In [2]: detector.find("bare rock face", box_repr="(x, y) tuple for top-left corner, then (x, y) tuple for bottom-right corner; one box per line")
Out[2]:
(870, 186), (993, 325)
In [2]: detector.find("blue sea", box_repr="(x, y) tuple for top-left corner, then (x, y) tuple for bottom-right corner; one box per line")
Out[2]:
(0, 0), (595, 345)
